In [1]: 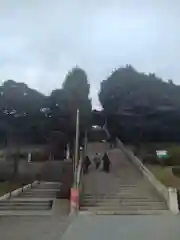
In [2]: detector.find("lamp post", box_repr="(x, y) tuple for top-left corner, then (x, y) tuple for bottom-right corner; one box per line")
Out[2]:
(74, 109), (80, 178)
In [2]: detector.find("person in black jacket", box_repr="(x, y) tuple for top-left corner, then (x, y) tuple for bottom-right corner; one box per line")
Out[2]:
(102, 152), (111, 173)
(83, 156), (91, 174)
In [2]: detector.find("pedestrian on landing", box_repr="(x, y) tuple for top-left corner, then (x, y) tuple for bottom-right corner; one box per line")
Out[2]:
(83, 156), (91, 174)
(93, 153), (101, 170)
(102, 152), (111, 173)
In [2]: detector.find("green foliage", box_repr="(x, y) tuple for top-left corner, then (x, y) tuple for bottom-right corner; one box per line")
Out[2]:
(92, 110), (105, 127)
(62, 67), (92, 133)
(63, 68), (90, 99)
(88, 127), (108, 142)
(0, 80), (45, 114)
(31, 151), (49, 162)
(168, 146), (180, 166)
(172, 167), (180, 178)
(148, 165), (180, 188)
(0, 181), (23, 196)
(99, 65), (180, 111)
(99, 65), (180, 143)
(0, 67), (92, 161)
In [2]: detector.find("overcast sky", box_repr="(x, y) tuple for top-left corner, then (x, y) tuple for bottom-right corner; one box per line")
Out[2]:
(0, 1), (180, 109)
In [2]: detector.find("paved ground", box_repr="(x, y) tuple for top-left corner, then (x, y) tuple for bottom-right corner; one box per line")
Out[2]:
(0, 182), (71, 239)
(62, 214), (180, 240)
(0, 215), (70, 240)
(0, 199), (70, 240)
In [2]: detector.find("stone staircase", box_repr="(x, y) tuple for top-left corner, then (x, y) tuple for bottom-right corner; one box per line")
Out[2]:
(19, 189), (58, 198)
(81, 190), (167, 214)
(80, 144), (168, 214)
(0, 182), (61, 212)
(0, 199), (52, 211)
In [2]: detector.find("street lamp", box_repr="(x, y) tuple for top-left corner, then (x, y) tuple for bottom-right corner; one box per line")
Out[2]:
(74, 109), (80, 175)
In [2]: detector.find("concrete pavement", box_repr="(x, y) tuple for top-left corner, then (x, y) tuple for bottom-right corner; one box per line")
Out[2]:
(0, 199), (70, 239)
(62, 214), (180, 240)
(0, 214), (71, 240)
(0, 182), (71, 239)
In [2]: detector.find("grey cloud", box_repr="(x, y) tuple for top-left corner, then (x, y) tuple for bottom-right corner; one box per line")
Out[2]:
(0, 0), (180, 109)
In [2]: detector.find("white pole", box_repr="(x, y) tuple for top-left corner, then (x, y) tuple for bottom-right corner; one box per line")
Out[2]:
(28, 152), (31, 163)
(66, 144), (70, 160)
(74, 109), (80, 177)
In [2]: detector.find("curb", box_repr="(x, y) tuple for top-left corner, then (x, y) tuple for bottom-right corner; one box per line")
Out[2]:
(0, 181), (39, 201)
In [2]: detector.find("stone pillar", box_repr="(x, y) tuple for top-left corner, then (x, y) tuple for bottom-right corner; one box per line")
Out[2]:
(168, 187), (179, 214)
(28, 152), (32, 163)
(66, 144), (70, 160)
(70, 188), (79, 215)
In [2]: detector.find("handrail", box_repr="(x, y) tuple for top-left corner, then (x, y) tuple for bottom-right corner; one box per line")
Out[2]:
(76, 150), (84, 188)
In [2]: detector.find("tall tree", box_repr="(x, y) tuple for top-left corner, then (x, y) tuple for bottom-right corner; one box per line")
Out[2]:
(0, 80), (48, 145)
(62, 67), (92, 135)
(99, 65), (180, 143)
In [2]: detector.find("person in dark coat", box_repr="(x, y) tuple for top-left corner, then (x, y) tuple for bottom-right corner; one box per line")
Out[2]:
(93, 153), (101, 170)
(102, 152), (111, 173)
(83, 156), (91, 174)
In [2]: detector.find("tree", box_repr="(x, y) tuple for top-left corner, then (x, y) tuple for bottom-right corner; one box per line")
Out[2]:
(99, 65), (180, 143)
(42, 67), (92, 158)
(62, 67), (92, 136)
(0, 80), (48, 145)
(0, 80), (45, 115)
(92, 110), (105, 127)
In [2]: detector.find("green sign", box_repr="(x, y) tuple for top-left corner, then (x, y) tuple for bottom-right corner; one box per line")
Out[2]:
(156, 150), (169, 159)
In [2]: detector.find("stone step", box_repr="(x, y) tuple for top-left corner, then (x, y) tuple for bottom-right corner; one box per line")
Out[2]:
(82, 199), (165, 205)
(35, 183), (61, 190)
(23, 189), (58, 193)
(21, 192), (57, 195)
(83, 190), (153, 194)
(19, 196), (56, 199)
(35, 185), (61, 190)
(81, 202), (166, 208)
(0, 199), (53, 210)
(79, 209), (169, 215)
(0, 205), (51, 210)
(82, 200), (166, 204)
(83, 194), (161, 199)
(38, 182), (61, 185)
(83, 195), (160, 200)
(19, 195), (56, 199)
(0, 202), (52, 206)
(113, 184), (137, 187)
(0, 210), (53, 216)
(0, 200), (52, 204)
(80, 205), (167, 210)
(21, 191), (57, 195)
(83, 193), (138, 196)
(22, 195), (57, 198)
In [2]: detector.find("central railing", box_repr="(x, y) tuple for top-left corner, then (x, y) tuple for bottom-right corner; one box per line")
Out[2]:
(76, 151), (83, 188)
(70, 147), (85, 214)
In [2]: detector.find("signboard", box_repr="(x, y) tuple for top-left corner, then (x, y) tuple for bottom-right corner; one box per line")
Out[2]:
(156, 150), (169, 159)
